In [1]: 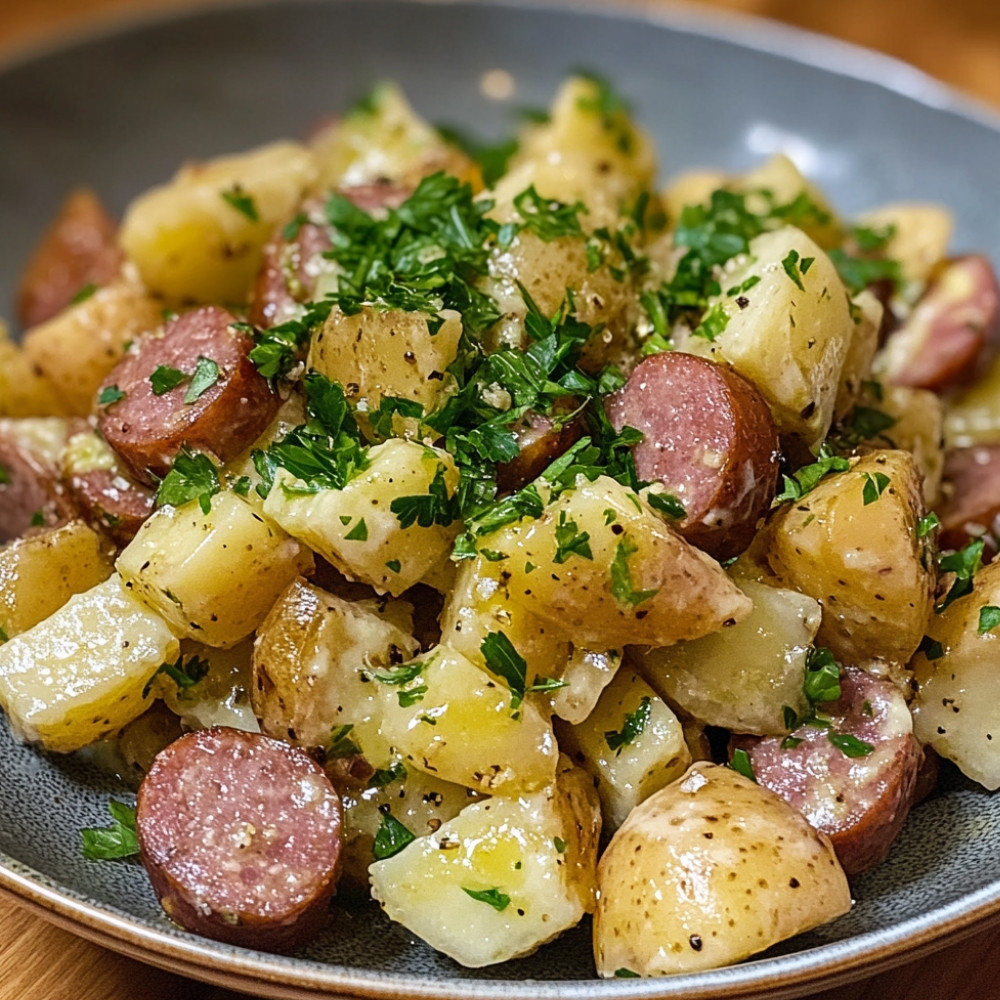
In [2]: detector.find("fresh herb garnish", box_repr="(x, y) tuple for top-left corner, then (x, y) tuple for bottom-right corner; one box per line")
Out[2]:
(462, 886), (511, 911)
(221, 184), (259, 222)
(936, 538), (985, 613)
(372, 809), (416, 860)
(149, 365), (187, 396)
(774, 446), (851, 504)
(184, 356), (221, 403)
(605, 697), (652, 755)
(81, 800), (139, 861)
(730, 747), (756, 782)
(155, 447), (221, 514)
(609, 535), (658, 608)
(979, 605), (1000, 634)
(862, 471), (891, 505)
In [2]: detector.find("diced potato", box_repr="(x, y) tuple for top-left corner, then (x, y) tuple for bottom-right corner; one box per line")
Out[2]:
(495, 75), (657, 227)
(855, 385), (944, 506)
(308, 307), (462, 427)
(759, 450), (933, 667)
(593, 762), (851, 976)
(370, 758), (601, 967)
(439, 555), (571, 683)
(311, 82), (478, 192)
(0, 323), (66, 417)
(912, 558), (1000, 789)
(263, 439), (460, 596)
(856, 202), (953, 288)
(20, 275), (163, 416)
(120, 141), (318, 305)
(0, 574), (179, 752)
(251, 577), (418, 756)
(117, 491), (313, 648)
(556, 665), (690, 831)
(480, 228), (639, 369)
(375, 644), (559, 796)
(474, 475), (750, 650)
(551, 646), (622, 725)
(339, 766), (481, 889)
(637, 580), (820, 736)
(688, 225), (854, 447)
(156, 637), (259, 733)
(734, 153), (843, 249)
(0, 521), (114, 639)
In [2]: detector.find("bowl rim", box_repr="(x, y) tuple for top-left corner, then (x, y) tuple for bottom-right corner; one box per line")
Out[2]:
(3, 0), (1000, 997)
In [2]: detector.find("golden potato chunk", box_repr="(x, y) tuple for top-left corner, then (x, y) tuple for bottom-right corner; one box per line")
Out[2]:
(593, 762), (851, 976)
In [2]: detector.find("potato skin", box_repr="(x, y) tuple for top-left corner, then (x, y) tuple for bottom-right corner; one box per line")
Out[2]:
(593, 762), (851, 976)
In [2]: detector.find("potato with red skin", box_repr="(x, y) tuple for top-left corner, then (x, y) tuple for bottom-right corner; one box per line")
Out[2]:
(136, 727), (343, 952)
(97, 305), (280, 485)
(606, 351), (779, 561)
(879, 254), (1000, 392)
(17, 188), (123, 329)
(0, 418), (74, 542)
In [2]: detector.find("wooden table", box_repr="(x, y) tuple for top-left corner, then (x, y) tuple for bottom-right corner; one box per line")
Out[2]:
(3, 1), (1000, 998)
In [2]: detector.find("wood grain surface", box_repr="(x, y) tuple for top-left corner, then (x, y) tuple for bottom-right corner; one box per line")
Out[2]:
(2, 1), (1000, 999)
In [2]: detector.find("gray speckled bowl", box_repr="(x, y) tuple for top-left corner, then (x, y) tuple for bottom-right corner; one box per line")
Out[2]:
(3, 1), (1000, 997)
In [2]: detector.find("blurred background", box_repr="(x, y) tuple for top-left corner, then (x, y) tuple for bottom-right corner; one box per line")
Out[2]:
(0, 0), (998, 110)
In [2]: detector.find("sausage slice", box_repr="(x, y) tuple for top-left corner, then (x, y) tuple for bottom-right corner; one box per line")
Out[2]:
(732, 666), (922, 876)
(136, 727), (343, 952)
(97, 306), (279, 485)
(882, 254), (1000, 392)
(0, 420), (74, 542)
(605, 350), (780, 561)
(937, 444), (1000, 557)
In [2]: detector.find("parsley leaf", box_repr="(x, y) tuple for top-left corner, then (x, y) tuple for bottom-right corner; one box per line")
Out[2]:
(827, 732), (875, 758)
(155, 447), (221, 514)
(184, 356), (221, 404)
(481, 630), (528, 707)
(862, 471), (891, 505)
(979, 605), (1000, 634)
(512, 185), (586, 242)
(553, 510), (593, 563)
(81, 800), (139, 861)
(142, 653), (210, 698)
(149, 365), (187, 396)
(462, 886), (511, 911)
(774, 446), (851, 504)
(803, 647), (841, 705)
(609, 535), (658, 608)
(936, 538), (985, 613)
(390, 463), (458, 529)
(221, 184), (259, 222)
(730, 747), (756, 782)
(328, 724), (362, 758)
(372, 809), (415, 860)
(605, 696), (652, 755)
(98, 385), (126, 406)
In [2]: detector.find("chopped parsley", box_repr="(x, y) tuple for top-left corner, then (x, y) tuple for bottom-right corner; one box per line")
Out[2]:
(390, 463), (458, 529)
(512, 185), (585, 242)
(328, 724), (362, 758)
(979, 605), (1000, 634)
(917, 634), (944, 661)
(730, 747), (756, 782)
(344, 517), (369, 541)
(781, 248), (814, 291)
(154, 447), (221, 514)
(221, 184), (259, 222)
(917, 512), (940, 538)
(71, 282), (98, 304)
(149, 365), (187, 396)
(862, 470), (891, 505)
(462, 886), (511, 911)
(80, 800), (139, 861)
(936, 538), (985, 614)
(774, 446), (851, 504)
(97, 384), (124, 408)
(605, 696), (652, 755)
(609, 535), (658, 608)
(553, 510), (593, 563)
(142, 653), (210, 698)
(827, 732), (874, 758)
(184, 356), (221, 403)
(372, 808), (415, 861)
(481, 630), (528, 708)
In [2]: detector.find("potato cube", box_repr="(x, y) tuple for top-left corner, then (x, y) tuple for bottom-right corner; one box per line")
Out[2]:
(375, 644), (559, 796)
(263, 438), (460, 596)
(557, 665), (690, 831)
(0, 574), (178, 752)
(370, 758), (600, 967)
(117, 490), (312, 647)
(0, 521), (114, 639)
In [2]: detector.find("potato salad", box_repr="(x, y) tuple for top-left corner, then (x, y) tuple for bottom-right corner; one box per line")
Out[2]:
(1, 74), (999, 975)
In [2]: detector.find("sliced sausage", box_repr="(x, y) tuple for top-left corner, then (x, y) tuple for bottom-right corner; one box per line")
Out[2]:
(732, 666), (921, 876)
(605, 351), (780, 561)
(17, 188), (123, 329)
(937, 444), (1000, 557)
(96, 306), (280, 485)
(65, 467), (154, 546)
(0, 420), (74, 542)
(882, 254), (1000, 392)
(248, 182), (410, 329)
(136, 726), (343, 952)
(495, 407), (583, 495)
